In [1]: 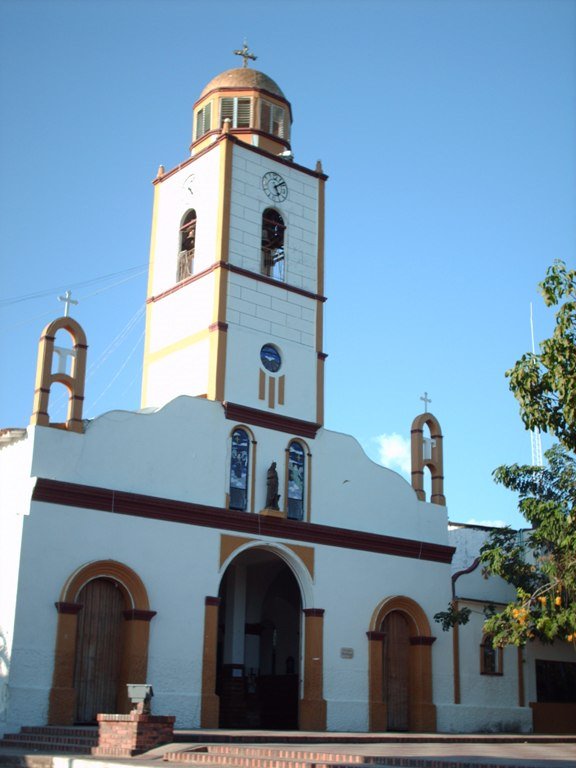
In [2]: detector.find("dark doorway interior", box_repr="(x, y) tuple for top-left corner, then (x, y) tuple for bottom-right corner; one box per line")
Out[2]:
(217, 550), (301, 729)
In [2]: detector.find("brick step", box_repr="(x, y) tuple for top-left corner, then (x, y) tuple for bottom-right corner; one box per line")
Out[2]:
(20, 726), (97, 738)
(167, 749), (364, 764)
(0, 741), (93, 755)
(211, 749), (363, 762)
(1, 734), (97, 747)
(163, 754), (368, 768)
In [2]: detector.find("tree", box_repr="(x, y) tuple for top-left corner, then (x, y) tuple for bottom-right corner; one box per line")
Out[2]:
(507, 260), (576, 452)
(479, 261), (576, 647)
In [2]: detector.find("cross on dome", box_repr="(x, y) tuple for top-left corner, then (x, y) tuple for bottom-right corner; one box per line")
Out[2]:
(420, 391), (432, 412)
(233, 41), (257, 68)
(58, 290), (78, 317)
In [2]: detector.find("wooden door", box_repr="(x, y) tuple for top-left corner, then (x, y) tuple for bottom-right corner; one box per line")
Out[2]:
(383, 611), (410, 731)
(74, 578), (124, 723)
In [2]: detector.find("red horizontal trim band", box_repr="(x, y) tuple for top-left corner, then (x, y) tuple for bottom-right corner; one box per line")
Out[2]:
(147, 262), (220, 303)
(208, 321), (228, 333)
(32, 478), (455, 564)
(191, 127), (291, 154)
(223, 401), (321, 439)
(205, 596), (221, 606)
(147, 261), (327, 306)
(409, 636), (437, 646)
(303, 608), (325, 617)
(223, 263), (327, 303)
(123, 609), (157, 622)
(156, 132), (327, 185)
(366, 631), (386, 641)
(54, 601), (82, 614)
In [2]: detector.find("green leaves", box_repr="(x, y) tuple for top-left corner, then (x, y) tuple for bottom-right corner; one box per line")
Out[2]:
(434, 603), (471, 632)
(506, 260), (576, 451)
(480, 262), (576, 647)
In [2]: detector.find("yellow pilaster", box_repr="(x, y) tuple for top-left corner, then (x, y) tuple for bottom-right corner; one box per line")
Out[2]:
(141, 181), (162, 408)
(208, 136), (233, 402)
(316, 172), (326, 425)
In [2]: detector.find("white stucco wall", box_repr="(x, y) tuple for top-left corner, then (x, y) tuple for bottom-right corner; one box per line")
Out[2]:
(0, 436), (35, 735)
(1, 395), (458, 733)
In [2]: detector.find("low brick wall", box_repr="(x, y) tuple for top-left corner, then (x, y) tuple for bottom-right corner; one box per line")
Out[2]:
(93, 712), (176, 756)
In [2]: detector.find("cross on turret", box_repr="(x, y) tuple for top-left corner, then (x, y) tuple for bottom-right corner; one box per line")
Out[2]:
(233, 41), (257, 68)
(58, 290), (78, 318)
(420, 391), (432, 412)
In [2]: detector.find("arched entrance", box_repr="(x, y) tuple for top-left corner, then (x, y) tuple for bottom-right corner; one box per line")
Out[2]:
(48, 560), (156, 725)
(217, 548), (301, 729)
(382, 610), (410, 731)
(368, 596), (437, 732)
(73, 578), (125, 723)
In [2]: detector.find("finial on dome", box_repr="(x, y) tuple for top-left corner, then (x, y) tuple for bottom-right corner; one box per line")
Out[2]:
(233, 40), (257, 68)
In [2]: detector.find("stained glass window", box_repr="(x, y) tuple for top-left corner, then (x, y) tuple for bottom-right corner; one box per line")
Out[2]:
(287, 441), (305, 520)
(230, 429), (250, 511)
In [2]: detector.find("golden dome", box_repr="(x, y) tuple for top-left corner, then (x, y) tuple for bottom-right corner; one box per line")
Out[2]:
(199, 68), (286, 99)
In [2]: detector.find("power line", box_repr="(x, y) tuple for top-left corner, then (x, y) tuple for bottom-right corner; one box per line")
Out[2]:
(0, 264), (147, 308)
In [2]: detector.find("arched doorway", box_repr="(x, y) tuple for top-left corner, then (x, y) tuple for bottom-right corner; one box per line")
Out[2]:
(73, 578), (125, 723)
(368, 596), (437, 732)
(48, 560), (156, 725)
(217, 548), (301, 729)
(382, 610), (410, 731)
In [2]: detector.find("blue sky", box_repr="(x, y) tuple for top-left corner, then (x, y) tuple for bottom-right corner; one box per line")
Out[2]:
(1, 0), (574, 529)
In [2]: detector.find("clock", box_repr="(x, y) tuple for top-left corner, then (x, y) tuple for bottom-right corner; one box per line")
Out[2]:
(260, 344), (282, 372)
(262, 171), (288, 203)
(182, 173), (195, 197)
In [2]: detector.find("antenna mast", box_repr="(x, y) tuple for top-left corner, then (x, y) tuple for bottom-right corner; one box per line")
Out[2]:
(530, 302), (544, 466)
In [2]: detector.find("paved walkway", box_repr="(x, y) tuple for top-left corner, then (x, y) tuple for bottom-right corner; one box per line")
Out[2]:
(2, 732), (576, 768)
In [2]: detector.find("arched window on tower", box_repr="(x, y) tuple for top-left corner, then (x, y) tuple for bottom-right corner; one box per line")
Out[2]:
(261, 209), (285, 281)
(230, 428), (250, 512)
(287, 440), (305, 520)
(177, 210), (196, 282)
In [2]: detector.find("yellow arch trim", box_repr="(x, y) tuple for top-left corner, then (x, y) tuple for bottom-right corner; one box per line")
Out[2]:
(60, 559), (150, 611)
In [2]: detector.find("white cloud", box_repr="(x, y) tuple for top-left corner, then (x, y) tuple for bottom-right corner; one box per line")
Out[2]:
(374, 433), (411, 476)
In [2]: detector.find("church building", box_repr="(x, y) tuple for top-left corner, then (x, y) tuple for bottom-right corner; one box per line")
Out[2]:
(1, 52), (572, 737)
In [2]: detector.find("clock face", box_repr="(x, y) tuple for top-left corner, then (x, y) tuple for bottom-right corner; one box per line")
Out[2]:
(182, 174), (195, 197)
(262, 171), (288, 203)
(260, 344), (282, 372)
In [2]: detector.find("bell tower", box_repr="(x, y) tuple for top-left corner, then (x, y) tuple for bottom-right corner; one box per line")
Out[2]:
(141, 54), (328, 429)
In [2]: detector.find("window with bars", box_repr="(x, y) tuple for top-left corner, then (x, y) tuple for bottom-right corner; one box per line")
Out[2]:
(177, 210), (196, 282)
(220, 97), (251, 128)
(480, 634), (503, 675)
(195, 103), (211, 140)
(261, 208), (285, 281)
(260, 100), (286, 139)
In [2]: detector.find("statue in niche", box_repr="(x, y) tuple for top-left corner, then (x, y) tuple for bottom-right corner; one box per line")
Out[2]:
(266, 461), (280, 509)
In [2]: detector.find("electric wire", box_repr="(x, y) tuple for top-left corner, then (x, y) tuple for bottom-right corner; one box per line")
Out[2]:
(86, 328), (146, 416)
(0, 265), (147, 307)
